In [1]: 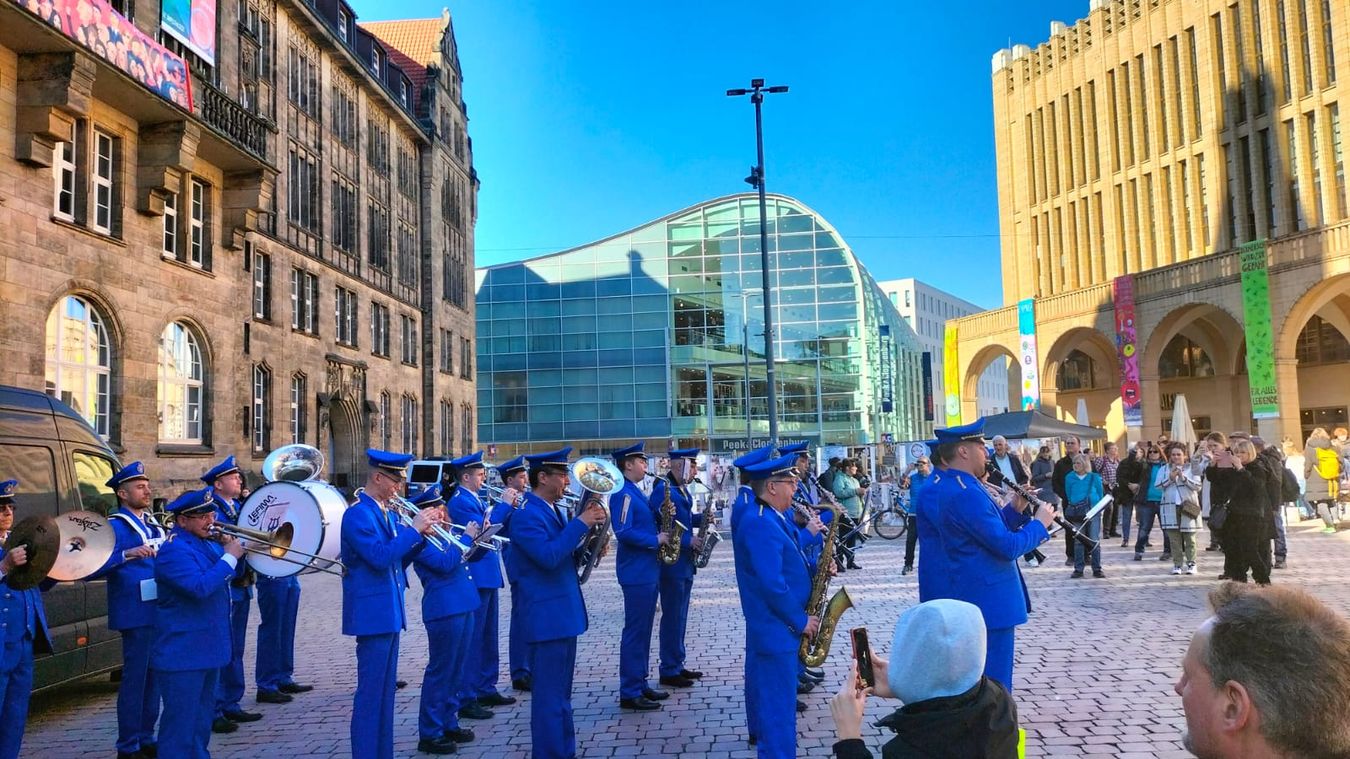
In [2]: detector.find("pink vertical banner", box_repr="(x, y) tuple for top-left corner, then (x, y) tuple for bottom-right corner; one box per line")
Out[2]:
(1112, 275), (1142, 427)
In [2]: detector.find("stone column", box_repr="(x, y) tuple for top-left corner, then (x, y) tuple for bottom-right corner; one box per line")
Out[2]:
(1139, 371), (1163, 442)
(1263, 358), (1302, 446)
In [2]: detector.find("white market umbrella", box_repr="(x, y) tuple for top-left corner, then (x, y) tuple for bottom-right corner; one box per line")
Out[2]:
(1076, 398), (1090, 429)
(1170, 393), (1198, 445)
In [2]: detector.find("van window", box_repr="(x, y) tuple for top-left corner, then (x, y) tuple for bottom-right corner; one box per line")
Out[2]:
(72, 450), (117, 516)
(0, 443), (58, 516)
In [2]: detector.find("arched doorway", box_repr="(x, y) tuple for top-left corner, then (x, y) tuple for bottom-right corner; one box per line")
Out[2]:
(319, 358), (370, 492)
(327, 400), (359, 490)
(1141, 304), (1248, 440)
(962, 344), (1021, 423)
(1040, 326), (1120, 436)
(1276, 273), (1350, 448)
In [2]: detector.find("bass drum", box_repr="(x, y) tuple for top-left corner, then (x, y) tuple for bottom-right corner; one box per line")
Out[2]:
(239, 481), (346, 577)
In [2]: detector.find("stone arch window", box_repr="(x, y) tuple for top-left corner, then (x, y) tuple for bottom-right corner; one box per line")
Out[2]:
(1159, 335), (1216, 379)
(44, 295), (113, 438)
(1057, 349), (1099, 391)
(1294, 315), (1350, 365)
(379, 391), (392, 449)
(158, 321), (206, 443)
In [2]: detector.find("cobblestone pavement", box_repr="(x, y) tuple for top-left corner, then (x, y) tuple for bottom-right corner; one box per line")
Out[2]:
(26, 515), (1350, 758)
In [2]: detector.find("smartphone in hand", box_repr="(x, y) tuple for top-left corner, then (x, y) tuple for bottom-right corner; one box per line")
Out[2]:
(851, 627), (874, 689)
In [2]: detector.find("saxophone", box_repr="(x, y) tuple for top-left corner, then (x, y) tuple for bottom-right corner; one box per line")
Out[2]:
(799, 500), (853, 667)
(657, 476), (686, 565)
(691, 493), (721, 569)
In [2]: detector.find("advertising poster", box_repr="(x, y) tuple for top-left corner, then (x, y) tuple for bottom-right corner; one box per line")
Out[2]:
(161, 0), (218, 66)
(943, 324), (961, 427)
(1112, 275), (1143, 427)
(920, 351), (934, 422)
(1239, 240), (1279, 419)
(1017, 298), (1040, 411)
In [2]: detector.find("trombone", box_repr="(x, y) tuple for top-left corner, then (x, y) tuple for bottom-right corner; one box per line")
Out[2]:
(208, 522), (346, 577)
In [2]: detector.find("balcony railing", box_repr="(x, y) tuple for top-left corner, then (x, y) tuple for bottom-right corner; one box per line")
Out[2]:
(197, 81), (269, 162)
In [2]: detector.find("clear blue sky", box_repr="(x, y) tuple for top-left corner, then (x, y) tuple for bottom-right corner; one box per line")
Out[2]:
(353, 1), (1088, 309)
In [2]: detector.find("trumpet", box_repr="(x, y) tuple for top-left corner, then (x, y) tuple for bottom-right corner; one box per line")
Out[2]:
(208, 522), (346, 577)
(482, 483), (525, 507)
(385, 493), (510, 556)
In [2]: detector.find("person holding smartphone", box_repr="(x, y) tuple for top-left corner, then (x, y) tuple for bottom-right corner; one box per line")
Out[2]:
(829, 600), (1020, 759)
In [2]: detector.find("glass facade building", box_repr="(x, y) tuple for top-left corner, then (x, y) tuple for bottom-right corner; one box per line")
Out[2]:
(475, 194), (928, 456)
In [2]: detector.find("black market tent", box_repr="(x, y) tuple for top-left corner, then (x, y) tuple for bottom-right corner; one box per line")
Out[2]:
(976, 410), (1108, 441)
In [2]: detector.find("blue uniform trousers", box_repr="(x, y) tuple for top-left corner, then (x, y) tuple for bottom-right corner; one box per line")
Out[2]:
(0, 637), (34, 759)
(156, 667), (218, 759)
(353, 633), (400, 759)
(255, 576), (301, 692)
(657, 575), (693, 677)
(985, 626), (1016, 692)
(420, 613), (473, 740)
(619, 583), (658, 698)
(529, 637), (577, 759)
(463, 588), (501, 699)
(747, 649), (797, 758)
(116, 625), (160, 754)
(215, 592), (250, 714)
(742, 642), (757, 741)
(507, 581), (530, 681)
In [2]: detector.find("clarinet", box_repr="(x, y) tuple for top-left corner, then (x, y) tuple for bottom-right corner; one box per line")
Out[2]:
(985, 467), (1097, 549)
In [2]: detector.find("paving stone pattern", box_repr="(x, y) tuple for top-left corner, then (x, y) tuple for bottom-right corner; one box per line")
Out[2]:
(26, 517), (1350, 758)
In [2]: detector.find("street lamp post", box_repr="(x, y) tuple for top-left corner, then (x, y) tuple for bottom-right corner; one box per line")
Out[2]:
(727, 78), (788, 447)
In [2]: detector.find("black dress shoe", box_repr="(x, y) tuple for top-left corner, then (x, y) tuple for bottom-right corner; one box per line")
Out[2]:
(396, 680), (408, 690)
(417, 736), (458, 755)
(256, 690), (292, 704)
(457, 702), (495, 720)
(797, 678), (816, 694)
(804, 667), (825, 682)
(619, 696), (663, 711)
(139, 746), (158, 759)
(443, 727), (475, 743)
(796, 700), (807, 713)
(478, 692), (517, 707)
(679, 669), (703, 680)
(279, 682), (314, 694)
(847, 562), (861, 570)
(512, 676), (532, 692)
(642, 687), (669, 701)
(748, 735), (757, 746)
(658, 674), (695, 687)
(224, 708), (264, 722)
(211, 717), (239, 734)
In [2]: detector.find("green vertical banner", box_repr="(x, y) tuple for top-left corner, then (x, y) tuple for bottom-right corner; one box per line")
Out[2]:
(943, 323), (961, 427)
(1239, 240), (1279, 419)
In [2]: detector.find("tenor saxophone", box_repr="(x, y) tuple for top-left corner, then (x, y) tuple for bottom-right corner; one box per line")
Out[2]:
(799, 500), (853, 667)
(657, 476), (685, 565)
(691, 495), (721, 569)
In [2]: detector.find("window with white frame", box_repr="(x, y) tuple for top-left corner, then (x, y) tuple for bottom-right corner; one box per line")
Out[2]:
(379, 391), (391, 449)
(44, 295), (113, 438)
(189, 179), (208, 267)
(400, 395), (417, 452)
(251, 364), (271, 452)
(371, 302), (390, 357)
(91, 130), (115, 234)
(336, 286), (358, 346)
(290, 373), (306, 444)
(252, 246), (271, 320)
(158, 322), (205, 443)
(162, 190), (178, 258)
(400, 314), (417, 365)
(52, 121), (77, 221)
(290, 269), (319, 334)
(370, 47), (381, 74)
(336, 9), (349, 42)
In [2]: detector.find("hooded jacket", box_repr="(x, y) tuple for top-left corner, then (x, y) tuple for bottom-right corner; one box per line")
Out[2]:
(832, 677), (1020, 759)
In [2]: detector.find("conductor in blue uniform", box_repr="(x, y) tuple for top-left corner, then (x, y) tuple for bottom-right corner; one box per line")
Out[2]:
(486, 455), (532, 692)
(609, 442), (671, 711)
(410, 484), (481, 755)
(445, 451), (516, 718)
(651, 447), (704, 688)
(0, 478), (53, 759)
(920, 419), (1055, 691)
(341, 449), (437, 759)
(737, 455), (818, 759)
(152, 487), (246, 759)
(202, 456), (263, 731)
(511, 448), (607, 759)
(88, 462), (165, 759)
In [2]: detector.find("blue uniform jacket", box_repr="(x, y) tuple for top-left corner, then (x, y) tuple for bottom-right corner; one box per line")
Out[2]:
(610, 479), (660, 587)
(737, 502), (811, 655)
(510, 492), (591, 644)
(212, 494), (253, 600)
(930, 469), (1048, 630)
(86, 508), (164, 630)
(152, 528), (234, 671)
(448, 486), (503, 590)
(340, 492), (426, 637)
(0, 545), (52, 653)
(487, 496), (522, 583)
(650, 476), (702, 580)
(729, 485), (754, 534)
(412, 538), (481, 622)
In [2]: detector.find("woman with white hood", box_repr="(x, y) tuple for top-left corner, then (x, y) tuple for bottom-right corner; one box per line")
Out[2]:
(829, 600), (1022, 758)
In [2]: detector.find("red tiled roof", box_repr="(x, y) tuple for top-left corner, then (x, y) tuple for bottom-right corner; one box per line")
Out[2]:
(361, 18), (445, 111)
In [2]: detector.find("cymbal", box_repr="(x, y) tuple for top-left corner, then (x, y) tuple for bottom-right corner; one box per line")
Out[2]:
(47, 510), (116, 582)
(3, 514), (60, 590)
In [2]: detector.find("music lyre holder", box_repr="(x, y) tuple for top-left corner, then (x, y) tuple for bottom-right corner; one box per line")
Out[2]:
(1048, 495), (1113, 552)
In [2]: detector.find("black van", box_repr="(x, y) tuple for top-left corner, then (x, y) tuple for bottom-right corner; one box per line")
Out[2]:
(0, 385), (123, 690)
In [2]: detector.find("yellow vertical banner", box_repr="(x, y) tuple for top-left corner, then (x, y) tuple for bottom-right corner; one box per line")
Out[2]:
(943, 323), (961, 427)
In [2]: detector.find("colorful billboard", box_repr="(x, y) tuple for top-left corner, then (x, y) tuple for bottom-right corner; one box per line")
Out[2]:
(1112, 275), (1143, 427)
(161, 0), (217, 67)
(1017, 298), (1039, 411)
(1239, 240), (1279, 419)
(943, 324), (961, 427)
